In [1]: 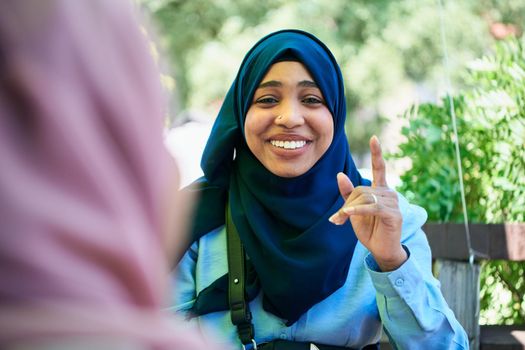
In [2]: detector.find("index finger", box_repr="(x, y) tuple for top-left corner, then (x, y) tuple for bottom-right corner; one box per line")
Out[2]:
(370, 135), (388, 187)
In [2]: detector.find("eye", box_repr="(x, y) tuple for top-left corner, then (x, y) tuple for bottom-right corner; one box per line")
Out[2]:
(302, 96), (324, 105)
(254, 96), (279, 105)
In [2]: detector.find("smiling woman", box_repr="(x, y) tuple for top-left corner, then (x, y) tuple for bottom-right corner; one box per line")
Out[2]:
(245, 61), (334, 178)
(170, 29), (469, 350)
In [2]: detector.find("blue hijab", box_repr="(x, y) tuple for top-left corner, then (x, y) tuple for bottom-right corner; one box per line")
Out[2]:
(186, 29), (370, 325)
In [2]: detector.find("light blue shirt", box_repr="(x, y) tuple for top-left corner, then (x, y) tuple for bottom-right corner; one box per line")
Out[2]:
(169, 194), (469, 349)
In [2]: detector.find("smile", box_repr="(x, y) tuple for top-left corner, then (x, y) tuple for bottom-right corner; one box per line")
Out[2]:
(270, 140), (308, 150)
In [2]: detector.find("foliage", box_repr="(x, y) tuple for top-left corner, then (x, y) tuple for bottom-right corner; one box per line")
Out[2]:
(141, 0), (505, 156)
(472, 0), (525, 26)
(393, 38), (525, 324)
(394, 97), (480, 222)
(140, 0), (282, 112)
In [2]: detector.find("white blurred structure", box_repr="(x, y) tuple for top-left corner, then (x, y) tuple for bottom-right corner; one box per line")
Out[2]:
(358, 168), (402, 190)
(164, 117), (213, 187)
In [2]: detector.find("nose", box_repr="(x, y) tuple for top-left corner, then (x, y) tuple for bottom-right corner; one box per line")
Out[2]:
(275, 100), (304, 128)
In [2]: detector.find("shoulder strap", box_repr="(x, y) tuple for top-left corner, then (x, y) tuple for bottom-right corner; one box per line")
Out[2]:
(226, 203), (256, 346)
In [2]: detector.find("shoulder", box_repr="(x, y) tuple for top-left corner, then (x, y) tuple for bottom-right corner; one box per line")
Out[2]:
(176, 225), (225, 267)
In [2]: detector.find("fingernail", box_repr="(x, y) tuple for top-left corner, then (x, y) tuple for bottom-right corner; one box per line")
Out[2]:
(328, 215), (341, 225)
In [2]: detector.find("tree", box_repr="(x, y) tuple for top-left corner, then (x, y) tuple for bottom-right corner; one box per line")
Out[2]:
(141, 0), (523, 158)
(141, 0), (282, 112)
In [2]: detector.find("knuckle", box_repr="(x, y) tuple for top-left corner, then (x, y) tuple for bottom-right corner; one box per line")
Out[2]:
(386, 189), (397, 198)
(353, 186), (365, 196)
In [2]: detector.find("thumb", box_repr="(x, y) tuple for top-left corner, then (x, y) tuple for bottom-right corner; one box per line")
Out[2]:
(336, 172), (354, 201)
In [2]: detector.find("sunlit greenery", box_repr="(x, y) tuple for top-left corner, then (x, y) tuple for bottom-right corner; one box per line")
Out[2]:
(141, 0), (525, 156)
(394, 38), (525, 324)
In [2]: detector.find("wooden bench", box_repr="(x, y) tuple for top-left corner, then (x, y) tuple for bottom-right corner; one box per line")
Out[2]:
(380, 223), (525, 350)
(480, 325), (525, 350)
(381, 326), (525, 350)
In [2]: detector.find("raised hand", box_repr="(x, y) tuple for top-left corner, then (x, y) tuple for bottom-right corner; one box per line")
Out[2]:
(329, 136), (406, 271)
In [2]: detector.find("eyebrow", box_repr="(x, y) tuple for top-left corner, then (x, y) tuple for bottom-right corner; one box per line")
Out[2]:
(258, 80), (282, 88)
(298, 80), (318, 88)
(257, 80), (319, 89)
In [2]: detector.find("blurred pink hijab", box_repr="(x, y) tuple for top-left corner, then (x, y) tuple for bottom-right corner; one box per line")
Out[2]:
(0, 1), (219, 349)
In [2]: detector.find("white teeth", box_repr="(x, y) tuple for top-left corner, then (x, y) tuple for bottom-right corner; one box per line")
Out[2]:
(270, 140), (307, 149)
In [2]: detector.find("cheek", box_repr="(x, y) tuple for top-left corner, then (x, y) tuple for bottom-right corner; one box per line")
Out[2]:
(315, 112), (335, 150)
(244, 110), (264, 151)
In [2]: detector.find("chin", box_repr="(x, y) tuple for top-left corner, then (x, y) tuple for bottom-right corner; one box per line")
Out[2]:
(269, 166), (308, 178)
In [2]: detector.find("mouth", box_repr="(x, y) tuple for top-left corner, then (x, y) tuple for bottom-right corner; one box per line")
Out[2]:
(269, 139), (308, 150)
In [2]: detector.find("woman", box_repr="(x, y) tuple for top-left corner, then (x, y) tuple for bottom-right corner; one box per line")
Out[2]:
(172, 30), (468, 349)
(0, 1), (223, 349)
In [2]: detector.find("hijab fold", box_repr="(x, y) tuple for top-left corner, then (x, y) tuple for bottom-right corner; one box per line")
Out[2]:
(187, 30), (370, 325)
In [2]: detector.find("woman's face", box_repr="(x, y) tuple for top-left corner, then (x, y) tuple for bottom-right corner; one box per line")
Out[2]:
(245, 61), (334, 178)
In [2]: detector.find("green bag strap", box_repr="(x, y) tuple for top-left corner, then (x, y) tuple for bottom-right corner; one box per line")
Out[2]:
(226, 203), (256, 348)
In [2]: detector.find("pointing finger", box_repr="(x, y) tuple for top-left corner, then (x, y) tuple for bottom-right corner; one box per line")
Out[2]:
(370, 135), (387, 188)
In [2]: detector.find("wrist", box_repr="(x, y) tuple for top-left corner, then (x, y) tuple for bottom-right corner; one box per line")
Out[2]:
(374, 245), (408, 272)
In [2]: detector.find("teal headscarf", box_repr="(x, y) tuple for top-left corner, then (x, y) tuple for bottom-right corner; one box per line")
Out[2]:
(186, 29), (370, 325)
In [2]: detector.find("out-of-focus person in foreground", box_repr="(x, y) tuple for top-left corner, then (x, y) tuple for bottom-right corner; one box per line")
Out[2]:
(0, 1), (226, 349)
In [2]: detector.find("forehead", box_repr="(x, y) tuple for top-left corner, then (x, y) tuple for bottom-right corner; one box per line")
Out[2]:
(260, 61), (315, 84)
